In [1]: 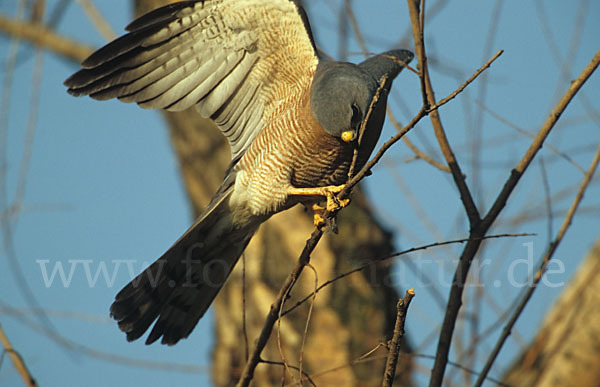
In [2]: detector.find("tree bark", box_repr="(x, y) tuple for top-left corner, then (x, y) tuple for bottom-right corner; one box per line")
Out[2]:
(503, 238), (600, 386)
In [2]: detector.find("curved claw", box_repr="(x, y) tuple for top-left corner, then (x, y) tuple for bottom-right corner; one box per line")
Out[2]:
(325, 193), (350, 213)
(313, 212), (326, 229)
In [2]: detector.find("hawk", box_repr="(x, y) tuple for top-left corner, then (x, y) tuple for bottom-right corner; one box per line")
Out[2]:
(65, 0), (413, 345)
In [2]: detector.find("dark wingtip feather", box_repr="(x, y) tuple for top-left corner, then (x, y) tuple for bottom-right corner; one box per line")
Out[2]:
(64, 72), (100, 96)
(65, 2), (198, 98)
(80, 7), (181, 71)
(125, 1), (194, 32)
(80, 30), (147, 69)
(145, 319), (166, 345)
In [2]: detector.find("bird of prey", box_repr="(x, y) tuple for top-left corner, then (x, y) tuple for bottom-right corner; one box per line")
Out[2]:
(65, 0), (413, 345)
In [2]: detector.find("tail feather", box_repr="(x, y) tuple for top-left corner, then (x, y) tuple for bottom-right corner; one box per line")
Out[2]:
(110, 187), (261, 345)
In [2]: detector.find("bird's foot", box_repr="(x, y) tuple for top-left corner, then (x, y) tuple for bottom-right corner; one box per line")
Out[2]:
(311, 204), (339, 232)
(290, 185), (350, 230)
(288, 185), (350, 212)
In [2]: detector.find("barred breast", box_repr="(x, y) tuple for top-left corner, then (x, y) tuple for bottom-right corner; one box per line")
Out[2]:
(231, 79), (353, 217)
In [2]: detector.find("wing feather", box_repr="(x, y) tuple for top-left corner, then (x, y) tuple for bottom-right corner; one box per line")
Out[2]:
(134, 50), (242, 107)
(195, 52), (258, 117)
(67, 22), (209, 95)
(164, 50), (257, 112)
(65, 0), (318, 160)
(124, 1), (199, 32)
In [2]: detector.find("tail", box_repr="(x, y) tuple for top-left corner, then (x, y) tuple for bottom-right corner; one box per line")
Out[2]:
(110, 185), (261, 345)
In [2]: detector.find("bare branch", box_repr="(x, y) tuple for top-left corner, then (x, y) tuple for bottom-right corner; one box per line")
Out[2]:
(429, 48), (600, 387)
(475, 100), (587, 174)
(75, 0), (116, 41)
(0, 323), (38, 387)
(474, 143), (600, 386)
(406, 0), (481, 226)
(283, 233), (534, 317)
(236, 228), (323, 387)
(430, 50), (504, 112)
(482, 48), (600, 230)
(298, 263), (318, 384)
(386, 108), (451, 173)
(258, 360), (317, 387)
(0, 13), (93, 62)
(382, 289), (415, 387)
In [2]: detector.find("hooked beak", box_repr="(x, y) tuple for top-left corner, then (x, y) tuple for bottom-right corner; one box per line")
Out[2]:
(341, 130), (357, 142)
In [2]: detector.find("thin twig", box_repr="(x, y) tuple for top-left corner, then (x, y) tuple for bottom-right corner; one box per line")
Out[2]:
(475, 100), (587, 174)
(362, 55), (480, 178)
(539, 158), (554, 244)
(236, 228), (323, 387)
(0, 14), (93, 62)
(259, 360), (318, 387)
(344, 0), (368, 56)
(429, 50), (504, 113)
(13, 41), (43, 217)
(283, 233), (533, 317)
(473, 143), (600, 386)
(74, 0), (116, 41)
(386, 107), (451, 173)
(402, 136), (449, 172)
(1, 302), (208, 373)
(482, 48), (600, 229)
(0, 323), (37, 387)
(276, 280), (296, 385)
(242, 253), (249, 361)
(305, 346), (509, 387)
(310, 353), (389, 380)
(410, 0), (429, 109)
(382, 289), (415, 387)
(451, 289), (524, 377)
(410, 353), (510, 387)
(347, 75), (389, 180)
(337, 0), (349, 61)
(1, 1), (71, 361)
(407, 0), (481, 227)
(298, 263), (318, 385)
(470, 0), (504, 217)
(339, 105), (426, 199)
(429, 48), (600, 387)
(0, 2), (27, 224)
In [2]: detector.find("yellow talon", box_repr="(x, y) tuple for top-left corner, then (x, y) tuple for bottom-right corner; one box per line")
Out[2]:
(313, 212), (326, 227)
(326, 195), (350, 212)
(312, 203), (325, 212)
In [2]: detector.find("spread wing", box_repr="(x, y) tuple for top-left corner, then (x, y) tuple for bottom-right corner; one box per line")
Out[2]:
(64, 0), (318, 160)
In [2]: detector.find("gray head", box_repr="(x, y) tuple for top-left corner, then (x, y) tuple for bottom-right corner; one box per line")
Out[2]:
(310, 62), (378, 142)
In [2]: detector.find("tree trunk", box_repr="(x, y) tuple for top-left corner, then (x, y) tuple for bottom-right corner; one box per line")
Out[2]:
(133, 2), (412, 385)
(503, 238), (600, 386)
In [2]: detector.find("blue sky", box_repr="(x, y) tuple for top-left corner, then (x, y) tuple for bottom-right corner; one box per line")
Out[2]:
(1, 1), (599, 386)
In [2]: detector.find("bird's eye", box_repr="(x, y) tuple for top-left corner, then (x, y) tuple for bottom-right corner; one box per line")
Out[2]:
(351, 104), (362, 128)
